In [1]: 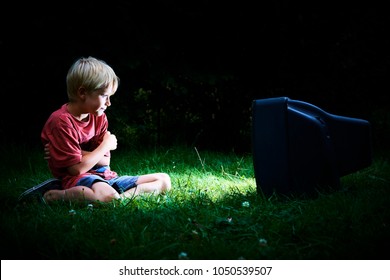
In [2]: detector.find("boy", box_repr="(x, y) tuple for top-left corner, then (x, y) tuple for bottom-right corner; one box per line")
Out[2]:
(20, 56), (171, 203)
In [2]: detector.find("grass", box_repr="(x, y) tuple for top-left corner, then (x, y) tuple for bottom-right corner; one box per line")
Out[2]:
(1, 144), (389, 260)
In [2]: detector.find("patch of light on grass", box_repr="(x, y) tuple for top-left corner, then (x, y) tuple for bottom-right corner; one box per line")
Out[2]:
(170, 172), (256, 201)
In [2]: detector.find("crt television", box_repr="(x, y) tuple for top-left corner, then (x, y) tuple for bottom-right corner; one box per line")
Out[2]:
(252, 97), (372, 197)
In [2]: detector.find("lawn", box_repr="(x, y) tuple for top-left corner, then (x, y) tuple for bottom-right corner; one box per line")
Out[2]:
(1, 144), (389, 260)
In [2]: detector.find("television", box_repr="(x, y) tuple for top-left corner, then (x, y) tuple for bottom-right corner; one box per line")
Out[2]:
(252, 97), (372, 197)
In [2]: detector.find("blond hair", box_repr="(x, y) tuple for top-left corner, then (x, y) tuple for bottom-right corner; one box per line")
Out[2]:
(66, 56), (120, 101)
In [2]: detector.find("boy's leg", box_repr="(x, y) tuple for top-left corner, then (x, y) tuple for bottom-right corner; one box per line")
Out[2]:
(44, 182), (121, 203)
(121, 173), (171, 198)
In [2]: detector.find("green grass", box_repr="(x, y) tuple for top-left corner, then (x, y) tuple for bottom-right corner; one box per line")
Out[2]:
(1, 144), (389, 260)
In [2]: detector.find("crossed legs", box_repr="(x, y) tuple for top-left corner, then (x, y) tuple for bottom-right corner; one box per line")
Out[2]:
(43, 172), (172, 203)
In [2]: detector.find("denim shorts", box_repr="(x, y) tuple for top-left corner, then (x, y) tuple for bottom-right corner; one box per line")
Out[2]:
(76, 174), (139, 194)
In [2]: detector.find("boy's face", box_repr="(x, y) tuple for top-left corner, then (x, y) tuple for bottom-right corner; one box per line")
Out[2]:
(85, 85), (115, 117)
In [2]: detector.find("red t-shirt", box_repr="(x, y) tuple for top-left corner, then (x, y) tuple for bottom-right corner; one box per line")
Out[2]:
(41, 104), (117, 189)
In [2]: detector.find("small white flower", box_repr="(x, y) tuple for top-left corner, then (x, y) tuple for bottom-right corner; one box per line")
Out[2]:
(178, 252), (189, 260)
(242, 201), (250, 207)
(259, 238), (268, 246)
(69, 209), (76, 215)
(87, 204), (93, 210)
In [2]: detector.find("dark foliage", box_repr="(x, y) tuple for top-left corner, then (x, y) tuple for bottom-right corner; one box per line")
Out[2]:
(1, 1), (389, 151)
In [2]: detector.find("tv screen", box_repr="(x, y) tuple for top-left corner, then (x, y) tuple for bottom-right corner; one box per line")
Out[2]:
(252, 97), (372, 197)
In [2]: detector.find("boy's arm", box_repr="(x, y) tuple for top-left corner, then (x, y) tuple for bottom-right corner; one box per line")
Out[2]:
(44, 147), (111, 166)
(67, 131), (117, 176)
(81, 150), (111, 166)
(44, 131), (117, 175)
(43, 143), (110, 166)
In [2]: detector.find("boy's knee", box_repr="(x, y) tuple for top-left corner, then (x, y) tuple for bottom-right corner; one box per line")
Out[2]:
(93, 189), (120, 202)
(100, 192), (121, 202)
(160, 173), (172, 191)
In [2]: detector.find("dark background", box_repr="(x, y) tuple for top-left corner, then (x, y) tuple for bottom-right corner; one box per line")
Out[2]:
(1, 0), (389, 152)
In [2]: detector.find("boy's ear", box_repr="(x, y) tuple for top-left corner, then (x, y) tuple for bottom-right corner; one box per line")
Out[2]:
(77, 87), (87, 100)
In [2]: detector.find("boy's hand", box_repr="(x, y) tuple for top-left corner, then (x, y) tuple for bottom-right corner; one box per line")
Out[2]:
(44, 143), (50, 160)
(104, 131), (117, 150)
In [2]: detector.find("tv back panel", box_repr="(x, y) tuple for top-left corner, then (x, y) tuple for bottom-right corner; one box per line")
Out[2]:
(252, 97), (372, 197)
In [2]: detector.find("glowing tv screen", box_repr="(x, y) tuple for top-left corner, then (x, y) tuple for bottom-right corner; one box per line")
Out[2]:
(252, 97), (372, 197)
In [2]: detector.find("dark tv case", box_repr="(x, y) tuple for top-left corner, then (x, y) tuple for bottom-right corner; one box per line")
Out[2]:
(252, 97), (372, 197)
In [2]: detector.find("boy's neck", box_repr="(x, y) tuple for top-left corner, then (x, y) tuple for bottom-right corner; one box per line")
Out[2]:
(66, 103), (89, 122)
